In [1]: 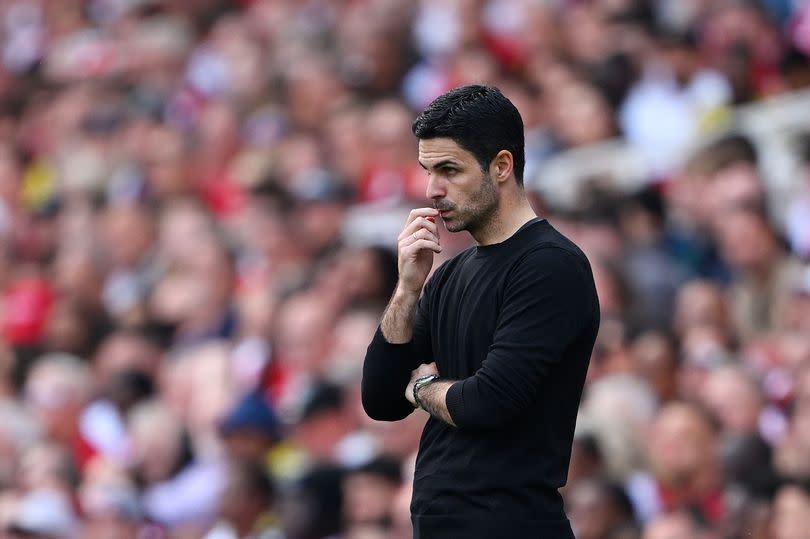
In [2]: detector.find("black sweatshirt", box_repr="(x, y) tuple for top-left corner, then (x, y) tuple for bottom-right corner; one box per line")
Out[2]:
(362, 219), (600, 538)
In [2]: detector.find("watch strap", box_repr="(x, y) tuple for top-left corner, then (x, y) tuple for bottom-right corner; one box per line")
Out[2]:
(413, 374), (440, 409)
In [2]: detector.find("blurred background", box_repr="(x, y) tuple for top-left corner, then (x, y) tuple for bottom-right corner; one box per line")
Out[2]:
(0, 0), (809, 538)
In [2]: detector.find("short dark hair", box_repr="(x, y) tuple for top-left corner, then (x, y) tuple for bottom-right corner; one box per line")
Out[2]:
(412, 85), (526, 185)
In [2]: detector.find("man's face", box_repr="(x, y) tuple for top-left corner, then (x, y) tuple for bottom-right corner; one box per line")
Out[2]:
(418, 138), (498, 234)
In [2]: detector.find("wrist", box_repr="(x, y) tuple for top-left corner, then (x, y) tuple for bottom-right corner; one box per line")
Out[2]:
(394, 282), (422, 301)
(412, 374), (440, 409)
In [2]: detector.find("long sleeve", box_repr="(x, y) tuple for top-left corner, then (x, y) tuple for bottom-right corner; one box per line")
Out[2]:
(444, 246), (594, 429)
(361, 291), (434, 421)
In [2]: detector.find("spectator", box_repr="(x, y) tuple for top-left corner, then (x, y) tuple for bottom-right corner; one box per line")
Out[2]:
(203, 459), (281, 539)
(342, 456), (402, 532)
(770, 482), (810, 539)
(641, 511), (706, 539)
(628, 402), (724, 526)
(629, 331), (679, 403)
(699, 364), (764, 436)
(567, 477), (640, 539)
(713, 206), (805, 338)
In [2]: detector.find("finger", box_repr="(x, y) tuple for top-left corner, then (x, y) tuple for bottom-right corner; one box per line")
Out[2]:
(410, 228), (440, 244)
(406, 208), (439, 226)
(421, 363), (438, 375)
(399, 233), (441, 255)
(402, 238), (442, 254)
(399, 216), (439, 241)
(399, 228), (440, 249)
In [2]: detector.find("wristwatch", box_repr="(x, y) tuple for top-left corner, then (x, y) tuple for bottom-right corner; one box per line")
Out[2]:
(413, 374), (440, 409)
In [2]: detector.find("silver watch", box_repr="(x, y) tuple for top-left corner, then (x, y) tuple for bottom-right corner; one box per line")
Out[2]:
(413, 374), (440, 409)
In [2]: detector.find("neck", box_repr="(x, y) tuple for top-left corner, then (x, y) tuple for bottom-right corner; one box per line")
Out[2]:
(472, 193), (538, 246)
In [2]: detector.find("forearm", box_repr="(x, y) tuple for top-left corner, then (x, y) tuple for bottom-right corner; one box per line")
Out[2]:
(362, 325), (424, 421)
(380, 286), (420, 343)
(416, 380), (457, 427)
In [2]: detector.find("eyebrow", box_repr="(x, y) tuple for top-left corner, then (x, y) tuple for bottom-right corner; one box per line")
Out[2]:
(419, 159), (460, 171)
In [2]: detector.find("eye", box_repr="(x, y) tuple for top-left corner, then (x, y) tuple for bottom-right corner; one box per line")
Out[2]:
(442, 168), (458, 177)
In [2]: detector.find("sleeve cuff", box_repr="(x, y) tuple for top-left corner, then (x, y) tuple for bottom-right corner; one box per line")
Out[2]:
(445, 380), (466, 427)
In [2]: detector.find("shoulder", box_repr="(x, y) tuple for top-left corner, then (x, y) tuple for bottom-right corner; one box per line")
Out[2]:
(509, 245), (592, 289)
(517, 222), (593, 278)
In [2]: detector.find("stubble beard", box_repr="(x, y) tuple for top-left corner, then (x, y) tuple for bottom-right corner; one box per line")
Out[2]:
(436, 170), (499, 235)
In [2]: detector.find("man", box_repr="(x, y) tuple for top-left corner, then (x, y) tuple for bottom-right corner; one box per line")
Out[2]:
(362, 85), (600, 538)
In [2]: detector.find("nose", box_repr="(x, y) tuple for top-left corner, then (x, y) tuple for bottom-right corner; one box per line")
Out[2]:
(426, 174), (446, 201)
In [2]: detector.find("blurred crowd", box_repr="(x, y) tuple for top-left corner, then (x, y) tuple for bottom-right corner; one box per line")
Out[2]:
(0, 0), (810, 538)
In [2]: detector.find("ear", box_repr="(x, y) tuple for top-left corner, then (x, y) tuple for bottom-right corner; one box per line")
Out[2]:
(490, 150), (514, 184)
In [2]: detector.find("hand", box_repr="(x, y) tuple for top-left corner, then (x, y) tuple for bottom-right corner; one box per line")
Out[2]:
(405, 362), (440, 406)
(396, 208), (441, 296)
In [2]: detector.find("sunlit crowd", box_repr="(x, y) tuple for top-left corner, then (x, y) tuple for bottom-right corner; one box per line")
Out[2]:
(1, 1), (810, 538)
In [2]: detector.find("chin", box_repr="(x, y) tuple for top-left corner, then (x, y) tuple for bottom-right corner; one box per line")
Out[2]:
(444, 220), (466, 233)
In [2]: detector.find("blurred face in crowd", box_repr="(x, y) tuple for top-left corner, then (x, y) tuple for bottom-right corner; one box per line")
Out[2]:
(274, 293), (336, 374)
(454, 44), (498, 85)
(564, 436), (604, 495)
(16, 442), (75, 496)
(703, 163), (764, 225)
(771, 485), (810, 539)
(0, 144), (21, 206)
(81, 513), (138, 539)
(283, 57), (343, 131)
(144, 126), (191, 199)
(128, 402), (184, 484)
(366, 99), (415, 168)
(779, 290), (810, 333)
(99, 204), (155, 270)
(678, 328), (733, 402)
(566, 480), (627, 539)
(24, 358), (90, 444)
(79, 461), (140, 539)
(343, 471), (399, 527)
(292, 198), (347, 257)
(547, 79), (614, 147)
(235, 284), (278, 340)
(714, 208), (777, 274)
(218, 460), (273, 535)
(699, 366), (762, 435)
(420, 137), (499, 235)
(150, 239), (234, 334)
(181, 343), (234, 445)
(630, 331), (679, 403)
(643, 511), (700, 539)
(589, 260), (627, 319)
(791, 361), (810, 414)
(51, 247), (102, 309)
(674, 280), (731, 342)
(94, 331), (160, 391)
(276, 133), (324, 189)
(775, 404), (810, 479)
(648, 403), (716, 488)
(562, 4), (612, 65)
(325, 105), (368, 184)
(326, 309), (381, 381)
(157, 200), (215, 266)
(42, 299), (95, 356)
